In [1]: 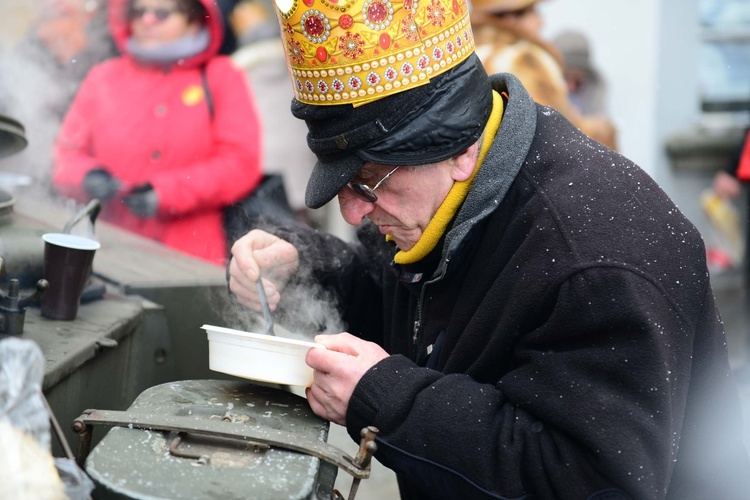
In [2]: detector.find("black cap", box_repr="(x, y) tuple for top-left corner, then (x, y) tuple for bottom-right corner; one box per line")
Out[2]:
(293, 53), (493, 209)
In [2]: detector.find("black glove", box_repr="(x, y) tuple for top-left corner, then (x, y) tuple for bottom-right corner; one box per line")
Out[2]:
(83, 168), (120, 201)
(122, 183), (158, 218)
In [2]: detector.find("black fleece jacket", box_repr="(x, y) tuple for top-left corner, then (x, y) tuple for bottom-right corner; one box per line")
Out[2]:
(274, 74), (750, 499)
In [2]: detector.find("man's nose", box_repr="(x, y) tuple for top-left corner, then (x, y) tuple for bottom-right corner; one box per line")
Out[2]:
(338, 192), (375, 226)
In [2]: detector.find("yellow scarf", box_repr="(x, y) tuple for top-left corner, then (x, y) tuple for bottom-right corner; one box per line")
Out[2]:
(391, 90), (505, 264)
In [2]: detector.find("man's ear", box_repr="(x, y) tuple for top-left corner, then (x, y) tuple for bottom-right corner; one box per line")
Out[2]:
(450, 142), (480, 182)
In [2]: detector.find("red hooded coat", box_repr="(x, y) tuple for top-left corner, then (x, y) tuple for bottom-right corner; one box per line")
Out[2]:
(53, 0), (263, 264)
(737, 131), (750, 181)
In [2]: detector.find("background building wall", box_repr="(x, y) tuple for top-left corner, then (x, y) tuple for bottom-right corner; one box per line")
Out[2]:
(539, 0), (710, 231)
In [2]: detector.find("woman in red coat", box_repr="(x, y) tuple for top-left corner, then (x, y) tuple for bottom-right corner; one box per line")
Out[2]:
(53, 0), (263, 265)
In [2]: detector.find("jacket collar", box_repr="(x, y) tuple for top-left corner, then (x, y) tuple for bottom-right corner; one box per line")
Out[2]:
(433, 73), (537, 279)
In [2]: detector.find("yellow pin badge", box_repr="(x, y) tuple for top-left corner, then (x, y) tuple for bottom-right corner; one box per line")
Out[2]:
(182, 85), (206, 106)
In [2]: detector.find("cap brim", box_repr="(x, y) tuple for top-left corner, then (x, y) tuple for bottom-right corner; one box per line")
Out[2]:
(305, 153), (364, 209)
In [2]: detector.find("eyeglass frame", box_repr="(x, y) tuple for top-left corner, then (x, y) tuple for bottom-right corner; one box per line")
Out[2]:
(128, 6), (180, 22)
(346, 166), (400, 203)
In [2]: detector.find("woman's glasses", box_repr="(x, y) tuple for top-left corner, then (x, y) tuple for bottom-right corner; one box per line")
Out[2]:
(346, 166), (400, 203)
(129, 6), (179, 22)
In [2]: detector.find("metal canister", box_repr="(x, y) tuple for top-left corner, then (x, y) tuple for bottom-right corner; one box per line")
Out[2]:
(76, 380), (338, 499)
(0, 114), (27, 159)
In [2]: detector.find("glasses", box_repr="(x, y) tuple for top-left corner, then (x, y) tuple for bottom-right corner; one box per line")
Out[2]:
(129, 6), (179, 21)
(346, 166), (400, 203)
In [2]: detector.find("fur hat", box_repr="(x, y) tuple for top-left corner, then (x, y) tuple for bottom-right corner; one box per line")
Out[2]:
(552, 30), (594, 76)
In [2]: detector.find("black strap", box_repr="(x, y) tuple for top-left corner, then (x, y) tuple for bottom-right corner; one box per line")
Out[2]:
(200, 65), (214, 120)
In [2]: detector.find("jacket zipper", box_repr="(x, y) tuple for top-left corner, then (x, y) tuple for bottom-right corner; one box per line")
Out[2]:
(412, 260), (449, 347)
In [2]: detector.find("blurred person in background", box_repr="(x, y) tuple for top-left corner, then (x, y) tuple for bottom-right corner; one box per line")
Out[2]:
(52, 0), (263, 265)
(215, 0), (242, 55)
(0, 0), (117, 184)
(711, 131), (749, 264)
(552, 29), (609, 116)
(712, 128), (750, 371)
(229, 0), (318, 227)
(471, 0), (618, 150)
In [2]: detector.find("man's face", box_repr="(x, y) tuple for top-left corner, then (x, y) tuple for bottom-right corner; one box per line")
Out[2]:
(337, 159), (459, 251)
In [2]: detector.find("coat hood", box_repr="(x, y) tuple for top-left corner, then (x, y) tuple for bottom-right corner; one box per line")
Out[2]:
(107, 0), (224, 68)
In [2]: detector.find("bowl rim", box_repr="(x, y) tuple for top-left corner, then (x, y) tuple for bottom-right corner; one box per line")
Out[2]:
(201, 324), (325, 350)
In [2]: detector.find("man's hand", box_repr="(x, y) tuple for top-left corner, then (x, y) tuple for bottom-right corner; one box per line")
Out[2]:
(228, 229), (299, 311)
(305, 333), (389, 426)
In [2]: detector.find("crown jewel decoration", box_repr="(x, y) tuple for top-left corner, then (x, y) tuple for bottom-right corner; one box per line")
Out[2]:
(273, 0), (475, 105)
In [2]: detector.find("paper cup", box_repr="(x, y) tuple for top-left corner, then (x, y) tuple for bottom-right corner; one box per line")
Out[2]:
(41, 233), (100, 320)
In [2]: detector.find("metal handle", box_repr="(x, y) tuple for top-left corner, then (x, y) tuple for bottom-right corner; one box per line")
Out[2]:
(72, 409), (378, 483)
(62, 198), (101, 234)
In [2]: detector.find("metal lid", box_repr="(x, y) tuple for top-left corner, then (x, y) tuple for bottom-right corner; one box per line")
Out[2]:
(84, 380), (336, 499)
(0, 114), (28, 159)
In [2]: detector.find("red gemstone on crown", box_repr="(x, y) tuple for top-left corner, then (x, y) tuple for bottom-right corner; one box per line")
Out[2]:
(305, 16), (325, 36)
(379, 33), (391, 49)
(367, 2), (388, 23)
(339, 14), (354, 29)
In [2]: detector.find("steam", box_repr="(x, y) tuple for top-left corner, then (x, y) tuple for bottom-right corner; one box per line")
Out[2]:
(215, 220), (360, 341)
(0, 2), (116, 191)
(276, 280), (346, 339)
(216, 254), (347, 342)
(0, 48), (67, 188)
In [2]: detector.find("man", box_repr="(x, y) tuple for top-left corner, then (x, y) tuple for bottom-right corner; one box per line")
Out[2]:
(228, 0), (750, 497)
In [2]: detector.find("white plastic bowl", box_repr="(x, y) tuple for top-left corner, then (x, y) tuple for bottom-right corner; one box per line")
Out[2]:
(202, 324), (324, 387)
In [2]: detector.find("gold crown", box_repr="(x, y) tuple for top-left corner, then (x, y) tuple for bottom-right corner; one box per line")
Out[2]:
(273, 0), (476, 105)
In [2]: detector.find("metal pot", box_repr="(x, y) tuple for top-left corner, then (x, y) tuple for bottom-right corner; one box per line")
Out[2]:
(0, 113), (100, 287)
(0, 115), (43, 287)
(0, 114), (27, 160)
(0, 193), (101, 288)
(0, 189), (47, 288)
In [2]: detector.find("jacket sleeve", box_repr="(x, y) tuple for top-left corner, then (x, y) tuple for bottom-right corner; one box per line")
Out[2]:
(345, 267), (746, 499)
(52, 69), (105, 201)
(148, 58), (263, 215)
